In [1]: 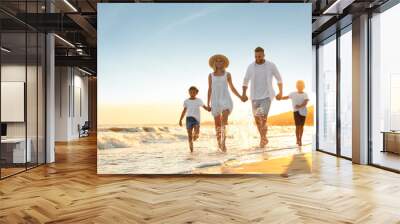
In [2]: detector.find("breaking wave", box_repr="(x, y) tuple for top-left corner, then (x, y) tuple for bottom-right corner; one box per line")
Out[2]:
(97, 125), (313, 174)
(98, 126), (191, 149)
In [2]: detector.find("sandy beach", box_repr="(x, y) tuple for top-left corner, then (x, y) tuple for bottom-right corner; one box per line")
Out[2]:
(192, 152), (312, 174)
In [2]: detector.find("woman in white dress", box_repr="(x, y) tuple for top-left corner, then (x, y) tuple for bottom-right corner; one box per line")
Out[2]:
(207, 54), (242, 152)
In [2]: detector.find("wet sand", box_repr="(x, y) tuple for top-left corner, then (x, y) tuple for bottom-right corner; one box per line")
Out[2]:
(192, 152), (312, 175)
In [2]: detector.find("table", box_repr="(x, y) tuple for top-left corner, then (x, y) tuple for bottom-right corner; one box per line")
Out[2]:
(381, 131), (400, 154)
(1, 138), (31, 163)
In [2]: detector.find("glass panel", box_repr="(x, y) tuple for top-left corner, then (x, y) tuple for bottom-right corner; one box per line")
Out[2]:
(340, 29), (352, 158)
(318, 37), (337, 154)
(0, 1), (46, 178)
(38, 33), (45, 165)
(26, 0), (38, 169)
(371, 4), (400, 171)
(1, 31), (27, 177)
(27, 31), (38, 169)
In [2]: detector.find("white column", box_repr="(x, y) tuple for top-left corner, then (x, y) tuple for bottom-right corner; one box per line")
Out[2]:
(45, 0), (55, 163)
(46, 33), (55, 163)
(352, 14), (369, 164)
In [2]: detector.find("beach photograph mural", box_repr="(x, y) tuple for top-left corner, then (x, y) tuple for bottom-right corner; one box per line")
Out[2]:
(97, 3), (313, 174)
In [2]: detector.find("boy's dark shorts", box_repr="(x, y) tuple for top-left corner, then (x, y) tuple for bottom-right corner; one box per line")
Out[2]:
(186, 117), (199, 129)
(293, 111), (306, 126)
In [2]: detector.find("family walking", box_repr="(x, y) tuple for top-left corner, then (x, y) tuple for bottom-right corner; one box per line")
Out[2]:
(179, 47), (309, 153)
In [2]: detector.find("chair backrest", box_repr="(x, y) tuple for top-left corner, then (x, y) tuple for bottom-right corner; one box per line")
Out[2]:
(82, 121), (90, 129)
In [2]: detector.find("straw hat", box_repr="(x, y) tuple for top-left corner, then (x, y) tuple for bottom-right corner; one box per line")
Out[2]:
(209, 54), (229, 69)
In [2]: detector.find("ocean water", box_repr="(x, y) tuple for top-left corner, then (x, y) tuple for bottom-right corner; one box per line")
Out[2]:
(97, 124), (314, 174)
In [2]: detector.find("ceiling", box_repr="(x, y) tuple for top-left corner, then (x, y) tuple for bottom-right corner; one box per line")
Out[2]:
(0, 0), (392, 75)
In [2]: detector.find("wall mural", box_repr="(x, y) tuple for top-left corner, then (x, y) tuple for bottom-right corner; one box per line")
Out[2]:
(97, 3), (313, 174)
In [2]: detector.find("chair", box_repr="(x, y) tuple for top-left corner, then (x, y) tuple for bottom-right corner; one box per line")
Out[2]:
(79, 121), (90, 138)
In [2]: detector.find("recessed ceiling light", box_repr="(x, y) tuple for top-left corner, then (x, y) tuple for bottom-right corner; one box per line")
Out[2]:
(323, 0), (354, 15)
(54, 34), (75, 48)
(1, 47), (11, 53)
(63, 0), (78, 12)
(78, 67), (93, 76)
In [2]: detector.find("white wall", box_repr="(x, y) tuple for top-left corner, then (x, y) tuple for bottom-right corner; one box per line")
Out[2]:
(1, 65), (39, 138)
(55, 67), (89, 141)
(55, 66), (69, 141)
(1, 65), (27, 142)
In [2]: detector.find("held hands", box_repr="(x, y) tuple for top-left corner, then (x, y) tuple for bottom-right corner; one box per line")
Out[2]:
(179, 120), (183, 127)
(240, 95), (248, 102)
(276, 92), (283, 100)
(206, 106), (211, 112)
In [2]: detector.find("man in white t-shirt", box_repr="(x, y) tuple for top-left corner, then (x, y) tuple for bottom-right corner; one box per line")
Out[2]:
(241, 47), (283, 148)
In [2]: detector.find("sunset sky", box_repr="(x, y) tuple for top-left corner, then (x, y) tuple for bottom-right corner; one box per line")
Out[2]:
(98, 3), (313, 125)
